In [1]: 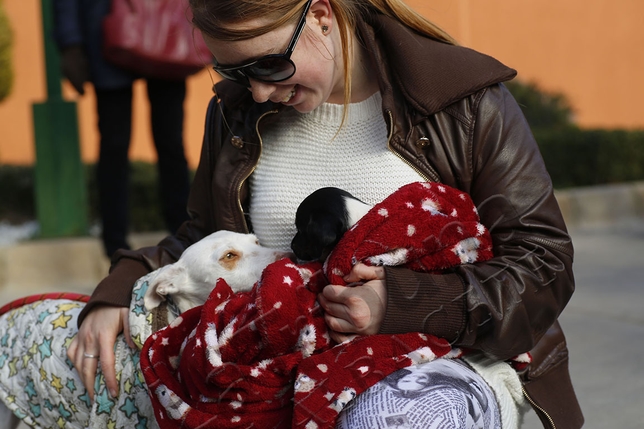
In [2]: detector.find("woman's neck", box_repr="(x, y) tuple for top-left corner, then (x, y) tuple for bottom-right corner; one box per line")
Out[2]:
(327, 24), (379, 105)
(349, 39), (380, 103)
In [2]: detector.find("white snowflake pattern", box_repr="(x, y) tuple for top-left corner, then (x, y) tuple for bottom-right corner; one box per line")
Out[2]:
(452, 237), (481, 264)
(367, 247), (409, 266)
(421, 198), (446, 216)
(294, 374), (317, 393)
(297, 324), (317, 358)
(406, 346), (437, 364)
(477, 223), (486, 236)
(155, 385), (190, 420)
(407, 224), (416, 236)
(329, 387), (357, 413)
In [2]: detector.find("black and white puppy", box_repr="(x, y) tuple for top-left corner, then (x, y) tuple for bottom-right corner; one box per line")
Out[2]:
(291, 187), (372, 262)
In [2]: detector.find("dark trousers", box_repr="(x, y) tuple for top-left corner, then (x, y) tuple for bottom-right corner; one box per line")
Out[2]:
(95, 78), (190, 258)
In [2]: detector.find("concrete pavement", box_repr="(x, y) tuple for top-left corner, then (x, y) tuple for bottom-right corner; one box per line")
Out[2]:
(521, 221), (644, 428)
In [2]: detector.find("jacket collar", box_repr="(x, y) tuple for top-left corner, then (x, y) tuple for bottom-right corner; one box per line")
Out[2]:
(359, 13), (517, 116)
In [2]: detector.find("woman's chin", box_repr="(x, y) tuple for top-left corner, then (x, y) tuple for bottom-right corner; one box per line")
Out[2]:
(291, 97), (322, 114)
(286, 89), (327, 113)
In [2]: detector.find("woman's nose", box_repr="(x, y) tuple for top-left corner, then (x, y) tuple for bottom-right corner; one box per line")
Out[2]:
(248, 79), (277, 103)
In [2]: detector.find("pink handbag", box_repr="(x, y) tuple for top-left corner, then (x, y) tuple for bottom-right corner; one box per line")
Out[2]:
(102, 0), (212, 80)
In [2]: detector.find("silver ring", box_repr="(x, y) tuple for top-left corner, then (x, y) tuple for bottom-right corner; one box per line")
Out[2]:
(83, 352), (98, 359)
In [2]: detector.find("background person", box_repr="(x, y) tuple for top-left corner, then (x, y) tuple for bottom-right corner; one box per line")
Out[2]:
(52, 0), (191, 258)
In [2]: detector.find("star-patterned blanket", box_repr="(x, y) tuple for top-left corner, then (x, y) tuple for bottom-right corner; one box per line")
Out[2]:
(0, 292), (157, 429)
(0, 277), (175, 429)
(140, 182), (509, 429)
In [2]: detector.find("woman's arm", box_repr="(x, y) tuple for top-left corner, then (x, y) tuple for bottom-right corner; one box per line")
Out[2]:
(381, 84), (574, 360)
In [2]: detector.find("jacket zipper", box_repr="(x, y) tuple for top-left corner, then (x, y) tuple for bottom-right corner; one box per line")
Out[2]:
(236, 109), (278, 233)
(522, 386), (556, 429)
(384, 110), (431, 182)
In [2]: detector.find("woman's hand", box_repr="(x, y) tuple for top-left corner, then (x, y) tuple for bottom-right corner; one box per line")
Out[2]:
(318, 263), (387, 343)
(67, 305), (135, 400)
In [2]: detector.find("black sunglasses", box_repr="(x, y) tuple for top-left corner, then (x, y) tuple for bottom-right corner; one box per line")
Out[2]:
(212, 0), (312, 87)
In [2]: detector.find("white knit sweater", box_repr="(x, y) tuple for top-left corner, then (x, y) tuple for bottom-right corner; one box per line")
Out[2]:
(249, 92), (425, 250)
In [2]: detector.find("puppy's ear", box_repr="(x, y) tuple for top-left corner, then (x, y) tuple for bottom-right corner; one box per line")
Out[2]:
(143, 265), (187, 310)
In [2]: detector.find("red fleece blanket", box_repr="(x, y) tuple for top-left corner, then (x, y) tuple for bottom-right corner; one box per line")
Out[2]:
(141, 182), (502, 429)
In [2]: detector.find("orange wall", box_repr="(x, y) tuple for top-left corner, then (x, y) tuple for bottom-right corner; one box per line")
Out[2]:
(0, 0), (643, 166)
(418, 0), (644, 129)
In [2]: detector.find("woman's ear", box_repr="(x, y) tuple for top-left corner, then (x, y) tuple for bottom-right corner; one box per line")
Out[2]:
(309, 0), (333, 35)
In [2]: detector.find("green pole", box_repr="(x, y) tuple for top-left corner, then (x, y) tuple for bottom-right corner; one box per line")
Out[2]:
(32, 0), (88, 237)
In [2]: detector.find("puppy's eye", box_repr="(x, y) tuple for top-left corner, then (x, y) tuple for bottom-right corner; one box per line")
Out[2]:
(223, 252), (237, 260)
(220, 250), (240, 268)
(255, 239), (260, 245)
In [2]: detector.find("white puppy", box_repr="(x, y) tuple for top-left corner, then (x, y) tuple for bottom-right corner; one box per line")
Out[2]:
(144, 230), (291, 313)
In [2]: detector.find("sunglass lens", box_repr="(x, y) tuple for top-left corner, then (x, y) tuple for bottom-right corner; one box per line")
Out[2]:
(248, 58), (295, 82)
(217, 69), (250, 86)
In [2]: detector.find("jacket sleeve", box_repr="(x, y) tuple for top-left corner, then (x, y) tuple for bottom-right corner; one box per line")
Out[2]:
(76, 98), (222, 326)
(52, 0), (83, 49)
(380, 84), (575, 361)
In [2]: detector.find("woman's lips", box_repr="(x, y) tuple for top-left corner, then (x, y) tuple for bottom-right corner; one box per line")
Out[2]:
(282, 87), (296, 103)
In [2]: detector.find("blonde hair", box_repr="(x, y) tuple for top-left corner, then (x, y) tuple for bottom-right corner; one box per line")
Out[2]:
(190, 0), (456, 109)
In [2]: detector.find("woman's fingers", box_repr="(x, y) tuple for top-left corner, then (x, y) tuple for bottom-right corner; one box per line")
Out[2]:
(68, 338), (100, 400)
(343, 263), (384, 283)
(79, 352), (99, 399)
(98, 341), (119, 398)
(68, 305), (127, 400)
(319, 281), (386, 335)
(121, 306), (136, 349)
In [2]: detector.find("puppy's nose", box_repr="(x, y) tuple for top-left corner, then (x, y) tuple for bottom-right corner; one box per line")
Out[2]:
(291, 235), (313, 261)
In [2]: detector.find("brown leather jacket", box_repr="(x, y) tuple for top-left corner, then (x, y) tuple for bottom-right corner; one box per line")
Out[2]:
(80, 12), (583, 429)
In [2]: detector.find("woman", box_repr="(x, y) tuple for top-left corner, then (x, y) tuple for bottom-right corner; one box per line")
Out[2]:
(70, 0), (583, 427)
